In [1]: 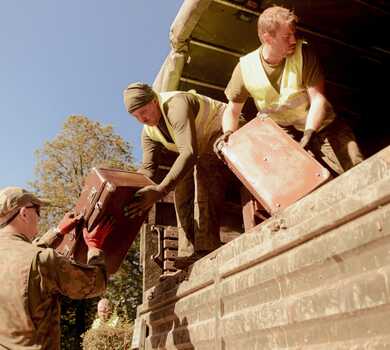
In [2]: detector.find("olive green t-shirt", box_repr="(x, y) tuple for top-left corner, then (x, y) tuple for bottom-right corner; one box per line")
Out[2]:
(140, 93), (200, 193)
(225, 44), (323, 103)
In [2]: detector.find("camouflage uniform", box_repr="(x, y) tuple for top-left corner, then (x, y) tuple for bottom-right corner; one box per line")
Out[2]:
(0, 228), (107, 349)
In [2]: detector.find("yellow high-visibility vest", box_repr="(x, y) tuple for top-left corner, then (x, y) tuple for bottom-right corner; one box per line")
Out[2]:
(144, 91), (222, 153)
(240, 40), (333, 131)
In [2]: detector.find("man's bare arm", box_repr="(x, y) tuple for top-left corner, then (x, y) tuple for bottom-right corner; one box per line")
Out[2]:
(222, 101), (245, 133)
(305, 79), (327, 131)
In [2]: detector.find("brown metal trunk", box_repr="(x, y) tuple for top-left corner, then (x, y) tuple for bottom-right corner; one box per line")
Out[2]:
(54, 167), (153, 275)
(218, 117), (331, 214)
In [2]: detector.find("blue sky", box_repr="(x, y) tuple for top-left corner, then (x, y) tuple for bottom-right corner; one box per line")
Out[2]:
(0, 0), (183, 189)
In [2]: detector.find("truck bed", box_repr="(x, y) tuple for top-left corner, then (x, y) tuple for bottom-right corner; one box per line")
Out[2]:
(132, 145), (390, 349)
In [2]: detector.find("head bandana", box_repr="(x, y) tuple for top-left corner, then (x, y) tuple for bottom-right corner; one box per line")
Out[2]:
(123, 82), (157, 114)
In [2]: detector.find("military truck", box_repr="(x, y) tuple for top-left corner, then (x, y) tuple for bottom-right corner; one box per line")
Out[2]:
(131, 1), (390, 348)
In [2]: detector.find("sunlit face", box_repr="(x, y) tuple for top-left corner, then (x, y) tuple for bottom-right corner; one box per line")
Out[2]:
(269, 22), (297, 58)
(97, 300), (112, 321)
(132, 99), (162, 127)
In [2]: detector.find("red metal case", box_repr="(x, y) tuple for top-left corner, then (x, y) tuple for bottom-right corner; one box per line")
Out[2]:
(218, 117), (331, 214)
(54, 167), (154, 274)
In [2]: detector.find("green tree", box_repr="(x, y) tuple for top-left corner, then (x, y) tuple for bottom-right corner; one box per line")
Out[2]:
(31, 115), (142, 349)
(32, 115), (134, 230)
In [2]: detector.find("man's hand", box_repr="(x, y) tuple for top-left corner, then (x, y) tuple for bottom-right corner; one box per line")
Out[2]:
(300, 129), (316, 149)
(124, 185), (164, 219)
(83, 217), (114, 249)
(213, 130), (233, 161)
(57, 212), (83, 235)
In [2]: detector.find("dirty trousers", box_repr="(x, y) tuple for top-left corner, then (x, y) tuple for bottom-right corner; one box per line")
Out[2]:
(174, 153), (230, 258)
(283, 118), (363, 175)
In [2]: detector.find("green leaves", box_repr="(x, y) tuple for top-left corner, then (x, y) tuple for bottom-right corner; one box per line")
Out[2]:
(31, 115), (135, 230)
(82, 322), (134, 350)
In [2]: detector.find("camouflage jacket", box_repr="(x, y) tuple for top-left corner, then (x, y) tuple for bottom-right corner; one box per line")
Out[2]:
(0, 230), (107, 349)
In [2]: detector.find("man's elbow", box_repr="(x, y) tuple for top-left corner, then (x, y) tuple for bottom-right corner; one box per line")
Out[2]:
(222, 101), (244, 132)
(181, 148), (197, 166)
(229, 100), (244, 114)
(312, 94), (328, 111)
(187, 150), (197, 165)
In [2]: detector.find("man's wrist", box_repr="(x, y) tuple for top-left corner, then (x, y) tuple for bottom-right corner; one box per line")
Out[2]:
(156, 184), (169, 197)
(54, 227), (62, 236)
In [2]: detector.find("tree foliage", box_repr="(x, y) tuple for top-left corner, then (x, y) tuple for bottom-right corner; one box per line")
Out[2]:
(32, 115), (134, 231)
(82, 322), (133, 350)
(31, 115), (142, 349)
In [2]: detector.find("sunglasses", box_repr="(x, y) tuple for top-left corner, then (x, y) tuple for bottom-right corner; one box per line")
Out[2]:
(25, 204), (41, 217)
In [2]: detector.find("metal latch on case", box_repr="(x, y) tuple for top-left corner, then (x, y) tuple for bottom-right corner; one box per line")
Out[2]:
(87, 187), (98, 204)
(95, 201), (103, 211)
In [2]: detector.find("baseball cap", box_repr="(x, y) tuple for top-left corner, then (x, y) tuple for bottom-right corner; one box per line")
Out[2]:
(0, 187), (50, 228)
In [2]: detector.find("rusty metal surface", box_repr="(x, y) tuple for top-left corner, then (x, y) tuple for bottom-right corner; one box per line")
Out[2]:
(55, 167), (154, 275)
(220, 117), (330, 214)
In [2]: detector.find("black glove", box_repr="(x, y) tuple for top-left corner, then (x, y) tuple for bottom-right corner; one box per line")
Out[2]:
(124, 185), (164, 219)
(213, 131), (233, 161)
(300, 129), (316, 149)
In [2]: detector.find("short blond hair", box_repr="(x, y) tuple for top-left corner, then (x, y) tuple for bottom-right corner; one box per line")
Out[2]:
(257, 6), (297, 43)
